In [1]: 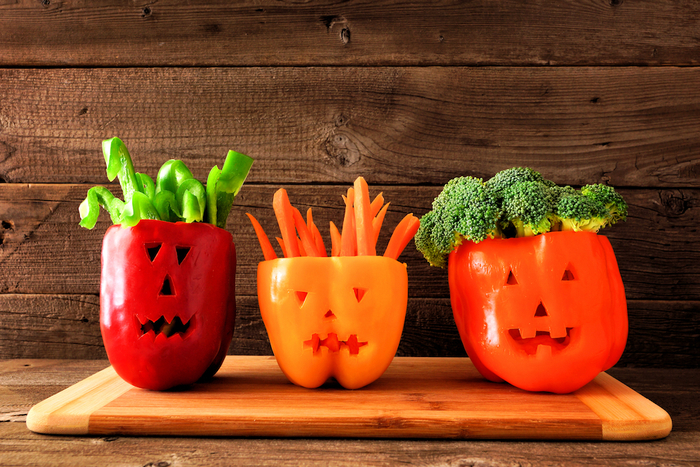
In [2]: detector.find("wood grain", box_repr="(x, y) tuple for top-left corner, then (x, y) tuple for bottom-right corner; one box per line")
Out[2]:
(4, 424), (700, 467)
(0, 1), (699, 67)
(24, 356), (671, 440)
(1, 67), (700, 187)
(1, 184), (698, 300)
(0, 294), (105, 360)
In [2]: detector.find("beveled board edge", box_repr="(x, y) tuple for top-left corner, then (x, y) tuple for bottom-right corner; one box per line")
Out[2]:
(26, 366), (132, 435)
(576, 372), (672, 440)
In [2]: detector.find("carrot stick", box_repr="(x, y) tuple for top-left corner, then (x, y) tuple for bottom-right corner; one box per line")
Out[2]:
(354, 177), (375, 256)
(384, 214), (420, 260)
(340, 189), (356, 256)
(307, 208), (327, 257)
(329, 221), (341, 257)
(384, 214), (411, 260)
(273, 189), (300, 258)
(297, 236), (307, 256)
(276, 237), (287, 258)
(245, 213), (277, 261)
(372, 202), (390, 249)
(370, 193), (384, 218)
(292, 207), (320, 256)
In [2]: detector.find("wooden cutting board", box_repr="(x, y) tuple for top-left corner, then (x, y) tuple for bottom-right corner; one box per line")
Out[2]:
(26, 356), (671, 440)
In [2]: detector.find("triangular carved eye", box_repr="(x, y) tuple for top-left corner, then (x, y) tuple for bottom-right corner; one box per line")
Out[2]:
(506, 270), (518, 285)
(353, 287), (367, 303)
(562, 269), (575, 281)
(295, 291), (308, 306)
(176, 246), (191, 265)
(146, 243), (162, 262)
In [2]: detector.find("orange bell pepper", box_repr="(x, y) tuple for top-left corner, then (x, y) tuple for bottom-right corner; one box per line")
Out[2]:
(258, 256), (407, 389)
(249, 177), (419, 389)
(448, 231), (628, 394)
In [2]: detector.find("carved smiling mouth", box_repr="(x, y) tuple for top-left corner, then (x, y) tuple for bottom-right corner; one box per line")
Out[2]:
(508, 328), (573, 355)
(304, 333), (368, 355)
(137, 315), (193, 339)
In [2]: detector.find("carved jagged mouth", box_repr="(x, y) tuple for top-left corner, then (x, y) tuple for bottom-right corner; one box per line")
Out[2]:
(137, 315), (193, 339)
(508, 328), (573, 355)
(304, 333), (368, 355)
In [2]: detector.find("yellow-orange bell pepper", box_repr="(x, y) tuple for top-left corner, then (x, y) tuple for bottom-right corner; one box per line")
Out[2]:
(257, 256), (407, 389)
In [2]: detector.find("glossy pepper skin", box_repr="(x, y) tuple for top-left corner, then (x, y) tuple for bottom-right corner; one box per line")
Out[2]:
(257, 256), (407, 389)
(448, 231), (627, 394)
(100, 220), (236, 390)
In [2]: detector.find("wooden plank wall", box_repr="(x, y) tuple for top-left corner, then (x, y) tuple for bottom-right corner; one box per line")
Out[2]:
(0, 1), (698, 368)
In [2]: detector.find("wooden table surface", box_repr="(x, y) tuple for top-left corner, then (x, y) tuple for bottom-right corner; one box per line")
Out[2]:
(1, 359), (698, 466)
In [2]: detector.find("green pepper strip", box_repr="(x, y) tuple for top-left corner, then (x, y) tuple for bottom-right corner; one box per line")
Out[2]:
(176, 178), (206, 223)
(79, 186), (126, 229)
(102, 137), (140, 203)
(136, 173), (156, 200)
(154, 190), (182, 223)
(206, 150), (254, 228)
(120, 191), (161, 227)
(156, 160), (194, 196)
(205, 166), (221, 226)
(81, 139), (252, 229)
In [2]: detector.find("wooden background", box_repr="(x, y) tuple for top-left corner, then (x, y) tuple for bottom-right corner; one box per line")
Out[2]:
(0, 0), (698, 369)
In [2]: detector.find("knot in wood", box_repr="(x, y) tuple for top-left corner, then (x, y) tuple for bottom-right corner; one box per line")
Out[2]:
(335, 114), (349, 127)
(320, 15), (347, 31)
(1, 220), (14, 246)
(325, 131), (360, 167)
(340, 28), (351, 45)
(659, 190), (688, 217)
(143, 462), (170, 467)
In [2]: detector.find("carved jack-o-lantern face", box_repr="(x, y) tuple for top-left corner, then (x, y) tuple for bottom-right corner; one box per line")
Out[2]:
(448, 231), (627, 394)
(100, 220), (236, 390)
(257, 256), (407, 389)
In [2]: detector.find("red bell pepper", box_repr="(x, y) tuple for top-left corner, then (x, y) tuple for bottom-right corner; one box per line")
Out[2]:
(80, 137), (252, 390)
(448, 231), (627, 394)
(100, 220), (236, 390)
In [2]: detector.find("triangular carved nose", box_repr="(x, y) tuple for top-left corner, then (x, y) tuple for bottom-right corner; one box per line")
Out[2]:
(159, 275), (174, 296)
(324, 310), (336, 320)
(534, 302), (548, 317)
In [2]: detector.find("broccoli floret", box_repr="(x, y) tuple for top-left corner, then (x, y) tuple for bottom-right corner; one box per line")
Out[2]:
(500, 181), (554, 237)
(416, 168), (628, 268)
(554, 191), (610, 233)
(486, 167), (556, 201)
(581, 184), (628, 224)
(546, 185), (577, 231)
(415, 176), (501, 268)
(549, 184), (577, 203)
